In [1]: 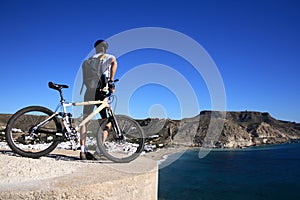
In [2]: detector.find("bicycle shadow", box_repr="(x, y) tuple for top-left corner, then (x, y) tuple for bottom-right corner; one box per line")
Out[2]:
(0, 149), (77, 160)
(0, 149), (112, 163)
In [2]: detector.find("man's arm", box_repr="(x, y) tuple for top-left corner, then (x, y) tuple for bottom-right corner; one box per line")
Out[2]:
(110, 57), (118, 81)
(108, 57), (118, 93)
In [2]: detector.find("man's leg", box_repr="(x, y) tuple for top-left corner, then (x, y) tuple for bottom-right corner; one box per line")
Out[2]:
(80, 101), (93, 159)
(101, 107), (111, 143)
(93, 120), (111, 160)
(93, 108), (111, 159)
(80, 122), (87, 152)
(103, 122), (112, 142)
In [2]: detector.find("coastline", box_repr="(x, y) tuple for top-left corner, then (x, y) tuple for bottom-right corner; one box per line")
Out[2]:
(142, 146), (189, 162)
(144, 140), (300, 165)
(1, 139), (298, 162)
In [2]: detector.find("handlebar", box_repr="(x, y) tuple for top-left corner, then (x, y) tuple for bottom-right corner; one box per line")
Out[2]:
(103, 79), (119, 97)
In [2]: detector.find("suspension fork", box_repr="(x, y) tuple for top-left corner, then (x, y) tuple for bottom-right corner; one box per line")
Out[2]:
(108, 109), (122, 138)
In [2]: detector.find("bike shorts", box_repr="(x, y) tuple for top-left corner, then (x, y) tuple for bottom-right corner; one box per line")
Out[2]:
(83, 89), (109, 119)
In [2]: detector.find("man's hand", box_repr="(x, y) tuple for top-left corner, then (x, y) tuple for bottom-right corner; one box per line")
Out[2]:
(108, 80), (115, 93)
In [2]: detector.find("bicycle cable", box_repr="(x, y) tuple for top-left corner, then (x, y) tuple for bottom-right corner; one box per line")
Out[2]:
(109, 94), (118, 113)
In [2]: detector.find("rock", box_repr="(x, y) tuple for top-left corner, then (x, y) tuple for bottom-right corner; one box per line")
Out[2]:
(0, 153), (158, 200)
(137, 111), (300, 149)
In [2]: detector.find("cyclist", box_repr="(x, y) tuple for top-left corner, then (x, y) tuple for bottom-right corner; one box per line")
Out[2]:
(80, 39), (118, 160)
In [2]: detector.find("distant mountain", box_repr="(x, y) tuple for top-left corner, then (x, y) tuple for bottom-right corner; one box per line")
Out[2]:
(1, 111), (300, 149)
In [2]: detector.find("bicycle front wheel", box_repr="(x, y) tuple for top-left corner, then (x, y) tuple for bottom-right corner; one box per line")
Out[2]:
(5, 106), (62, 158)
(96, 115), (145, 163)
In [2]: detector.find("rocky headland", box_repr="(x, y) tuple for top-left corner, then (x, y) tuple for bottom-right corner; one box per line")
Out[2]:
(138, 111), (300, 149)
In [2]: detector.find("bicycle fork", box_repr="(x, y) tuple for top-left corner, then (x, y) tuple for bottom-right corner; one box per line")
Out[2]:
(109, 112), (125, 140)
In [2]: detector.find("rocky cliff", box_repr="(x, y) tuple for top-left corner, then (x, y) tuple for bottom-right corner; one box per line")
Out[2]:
(138, 111), (300, 149)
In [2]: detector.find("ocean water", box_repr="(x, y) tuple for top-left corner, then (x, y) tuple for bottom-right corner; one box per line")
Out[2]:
(158, 143), (300, 200)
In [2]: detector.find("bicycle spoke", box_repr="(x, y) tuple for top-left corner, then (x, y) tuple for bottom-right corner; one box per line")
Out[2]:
(5, 106), (61, 158)
(96, 115), (145, 163)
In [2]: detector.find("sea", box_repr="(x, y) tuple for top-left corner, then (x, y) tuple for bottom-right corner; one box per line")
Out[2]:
(158, 142), (300, 200)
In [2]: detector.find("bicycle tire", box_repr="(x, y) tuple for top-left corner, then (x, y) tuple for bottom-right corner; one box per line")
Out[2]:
(96, 115), (145, 163)
(5, 106), (62, 158)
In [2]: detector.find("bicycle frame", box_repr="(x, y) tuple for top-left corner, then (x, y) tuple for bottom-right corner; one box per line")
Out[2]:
(30, 99), (109, 138)
(34, 82), (122, 141)
(57, 98), (110, 131)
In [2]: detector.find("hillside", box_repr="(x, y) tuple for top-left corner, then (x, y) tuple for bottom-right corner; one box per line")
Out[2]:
(138, 111), (300, 148)
(1, 111), (300, 149)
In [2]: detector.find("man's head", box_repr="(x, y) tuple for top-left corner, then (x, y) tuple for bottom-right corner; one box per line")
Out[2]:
(94, 39), (108, 53)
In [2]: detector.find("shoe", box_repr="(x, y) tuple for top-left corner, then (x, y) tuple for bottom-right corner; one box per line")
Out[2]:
(93, 152), (109, 160)
(80, 152), (86, 160)
(80, 152), (96, 160)
(86, 152), (96, 160)
(93, 152), (103, 160)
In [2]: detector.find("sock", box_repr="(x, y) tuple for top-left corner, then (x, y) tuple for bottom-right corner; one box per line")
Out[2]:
(81, 145), (86, 153)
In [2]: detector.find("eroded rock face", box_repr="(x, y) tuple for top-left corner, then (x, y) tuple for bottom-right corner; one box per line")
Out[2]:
(196, 111), (300, 148)
(218, 120), (254, 148)
(138, 111), (300, 148)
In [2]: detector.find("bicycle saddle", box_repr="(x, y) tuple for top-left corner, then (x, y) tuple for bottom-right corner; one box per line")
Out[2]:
(48, 82), (69, 90)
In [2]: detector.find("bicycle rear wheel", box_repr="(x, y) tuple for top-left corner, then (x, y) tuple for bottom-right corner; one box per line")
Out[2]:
(96, 115), (145, 163)
(5, 106), (62, 158)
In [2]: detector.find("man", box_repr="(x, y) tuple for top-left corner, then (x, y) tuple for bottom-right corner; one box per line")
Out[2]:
(80, 39), (118, 160)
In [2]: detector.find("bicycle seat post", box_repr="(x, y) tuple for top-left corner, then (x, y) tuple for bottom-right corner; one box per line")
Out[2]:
(58, 89), (65, 103)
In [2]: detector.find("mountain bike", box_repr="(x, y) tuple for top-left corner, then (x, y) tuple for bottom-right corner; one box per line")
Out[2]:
(5, 81), (145, 163)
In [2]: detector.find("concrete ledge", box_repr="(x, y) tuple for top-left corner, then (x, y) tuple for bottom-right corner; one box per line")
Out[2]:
(0, 153), (158, 200)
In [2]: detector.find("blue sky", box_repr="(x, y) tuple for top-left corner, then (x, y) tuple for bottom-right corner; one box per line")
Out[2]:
(0, 0), (300, 122)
